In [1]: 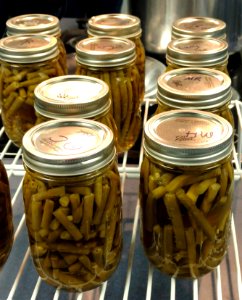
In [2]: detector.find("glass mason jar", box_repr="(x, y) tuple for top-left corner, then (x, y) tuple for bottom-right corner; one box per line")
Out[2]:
(87, 13), (146, 102)
(171, 16), (227, 41)
(75, 36), (142, 153)
(165, 37), (229, 74)
(0, 34), (67, 147)
(6, 13), (68, 74)
(22, 119), (122, 292)
(155, 67), (234, 128)
(0, 159), (14, 270)
(140, 109), (234, 278)
(34, 74), (119, 149)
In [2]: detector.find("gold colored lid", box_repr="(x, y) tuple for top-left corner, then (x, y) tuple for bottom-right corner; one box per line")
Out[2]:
(6, 14), (61, 36)
(34, 75), (111, 119)
(166, 37), (228, 67)
(172, 16), (226, 40)
(22, 119), (115, 176)
(0, 34), (59, 63)
(87, 13), (142, 38)
(144, 109), (233, 166)
(75, 36), (136, 67)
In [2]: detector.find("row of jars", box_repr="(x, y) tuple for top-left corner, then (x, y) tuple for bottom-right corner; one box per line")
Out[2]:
(0, 13), (236, 291)
(0, 12), (146, 153)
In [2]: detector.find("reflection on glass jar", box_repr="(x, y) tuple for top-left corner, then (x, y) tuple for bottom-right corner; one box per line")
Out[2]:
(22, 119), (122, 291)
(140, 109), (234, 278)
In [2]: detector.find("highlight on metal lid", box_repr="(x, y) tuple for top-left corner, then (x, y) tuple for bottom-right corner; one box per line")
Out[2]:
(22, 118), (116, 176)
(75, 36), (136, 67)
(87, 13), (142, 38)
(0, 34), (59, 63)
(166, 37), (228, 67)
(144, 109), (233, 166)
(34, 75), (111, 119)
(156, 67), (232, 109)
(172, 16), (227, 40)
(6, 13), (61, 37)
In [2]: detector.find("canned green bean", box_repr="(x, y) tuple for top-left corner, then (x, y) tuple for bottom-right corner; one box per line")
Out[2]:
(140, 109), (234, 278)
(0, 34), (67, 147)
(22, 119), (122, 291)
(75, 36), (142, 153)
(87, 13), (145, 102)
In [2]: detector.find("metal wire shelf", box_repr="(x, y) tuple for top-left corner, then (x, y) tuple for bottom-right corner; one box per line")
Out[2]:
(0, 99), (241, 300)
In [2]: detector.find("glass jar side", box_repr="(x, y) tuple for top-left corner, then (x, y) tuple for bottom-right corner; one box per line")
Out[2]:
(0, 57), (66, 147)
(75, 63), (142, 153)
(0, 159), (14, 270)
(22, 160), (122, 292)
(139, 152), (234, 278)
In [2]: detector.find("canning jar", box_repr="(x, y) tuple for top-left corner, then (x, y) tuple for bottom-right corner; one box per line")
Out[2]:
(155, 67), (234, 128)
(0, 160), (14, 270)
(75, 36), (142, 152)
(22, 119), (122, 292)
(34, 74), (118, 149)
(171, 16), (227, 41)
(87, 13), (145, 102)
(0, 34), (67, 147)
(140, 109), (234, 278)
(6, 13), (67, 73)
(165, 37), (229, 74)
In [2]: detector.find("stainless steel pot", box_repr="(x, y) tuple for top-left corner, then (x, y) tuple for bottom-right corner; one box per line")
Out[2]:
(128, 0), (242, 55)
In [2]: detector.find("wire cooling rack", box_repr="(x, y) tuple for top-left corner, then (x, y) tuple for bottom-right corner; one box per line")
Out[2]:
(0, 99), (241, 300)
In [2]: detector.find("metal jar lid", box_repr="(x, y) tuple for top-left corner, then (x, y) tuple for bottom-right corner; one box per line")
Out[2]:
(75, 36), (136, 67)
(6, 14), (61, 37)
(34, 75), (111, 119)
(166, 37), (228, 67)
(156, 68), (232, 110)
(0, 34), (59, 63)
(22, 119), (116, 176)
(172, 16), (227, 40)
(87, 13), (142, 38)
(144, 109), (233, 166)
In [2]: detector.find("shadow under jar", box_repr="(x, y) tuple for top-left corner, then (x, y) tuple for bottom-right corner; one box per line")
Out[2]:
(6, 13), (68, 74)
(0, 159), (14, 270)
(75, 36), (142, 153)
(140, 109), (234, 278)
(21, 119), (123, 292)
(0, 34), (67, 147)
(34, 74), (118, 150)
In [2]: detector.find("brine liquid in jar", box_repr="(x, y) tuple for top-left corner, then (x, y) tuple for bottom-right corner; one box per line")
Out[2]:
(22, 118), (122, 291)
(140, 109), (234, 278)
(0, 34), (67, 147)
(75, 36), (142, 153)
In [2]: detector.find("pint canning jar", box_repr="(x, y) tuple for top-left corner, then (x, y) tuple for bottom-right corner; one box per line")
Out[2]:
(75, 36), (142, 152)
(87, 13), (146, 102)
(22, 119), (122, 291)
(6, 13), (68, 74)
(171, 16), (227, 41)
(0, 159), (14, 270)
(34, 75), (118, 148)
(0, 34), (67, 147)
(155, 67), (234, 128)
(140, 109), (234, 278)
(165, 37), (229, 74)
